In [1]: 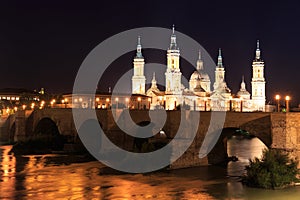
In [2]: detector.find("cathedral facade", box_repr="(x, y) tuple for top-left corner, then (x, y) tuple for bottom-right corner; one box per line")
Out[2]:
(132, 27), (266, 112)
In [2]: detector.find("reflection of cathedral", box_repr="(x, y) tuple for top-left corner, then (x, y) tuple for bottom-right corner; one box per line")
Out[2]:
(132, 26), (266, 112)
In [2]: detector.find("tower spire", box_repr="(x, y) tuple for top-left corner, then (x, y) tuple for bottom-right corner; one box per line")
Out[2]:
(255, 40), (261, 60)
(170, 25), (177, 50)
(217, 48), (223, 67)
(241, 75), (246, 90)
(136, 36), (143, 58)
(152, 72), (156, 81)
(172, 24), (175, 34)
(151, 72), (158, 89)
(196, 49), (204, 71)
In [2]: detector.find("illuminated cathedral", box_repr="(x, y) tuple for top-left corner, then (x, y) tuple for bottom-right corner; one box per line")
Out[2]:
(132, 26), (266, 112)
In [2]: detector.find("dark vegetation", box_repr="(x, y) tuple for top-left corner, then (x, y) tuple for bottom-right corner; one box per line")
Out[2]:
(244, 149), (299, 189)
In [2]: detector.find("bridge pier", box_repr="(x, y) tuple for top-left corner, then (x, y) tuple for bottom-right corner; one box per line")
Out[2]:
(14, 110), (27, 142)
(271, 113), (300, 166)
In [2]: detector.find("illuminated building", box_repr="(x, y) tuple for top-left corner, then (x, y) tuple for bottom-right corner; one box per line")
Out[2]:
(132, 26), (266, 112)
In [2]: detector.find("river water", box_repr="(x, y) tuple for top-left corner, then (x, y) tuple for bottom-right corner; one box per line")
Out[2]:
(1, 138), (300, 200)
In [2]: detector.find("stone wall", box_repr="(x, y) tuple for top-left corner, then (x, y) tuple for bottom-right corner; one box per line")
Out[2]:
(9, 109), (300, 169)
(271, 113), (300, 165)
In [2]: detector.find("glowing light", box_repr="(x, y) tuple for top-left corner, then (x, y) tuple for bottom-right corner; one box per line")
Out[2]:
(137, 97), (141, 102)
(285, 96), (290, 101)
(275, 94), (280, 100)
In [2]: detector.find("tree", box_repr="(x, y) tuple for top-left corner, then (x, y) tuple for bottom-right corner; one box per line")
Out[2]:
(244, 148), (299, 189)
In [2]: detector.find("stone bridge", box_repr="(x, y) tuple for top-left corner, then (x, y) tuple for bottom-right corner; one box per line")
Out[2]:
(1, 109), (300, 169)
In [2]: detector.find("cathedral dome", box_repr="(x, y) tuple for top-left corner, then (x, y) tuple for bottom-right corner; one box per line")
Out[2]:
(194, 84), (206, 92)
(190, 71), (201, 81)
(237, 90), (250, 97)
(237, 77), (250, 99)
(199, 72), (210, 81)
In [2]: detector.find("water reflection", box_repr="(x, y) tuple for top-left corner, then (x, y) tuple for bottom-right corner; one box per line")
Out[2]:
(0, 145), (16, 199)
(227, 137), (267, 177)
(1, 139), (300, 199)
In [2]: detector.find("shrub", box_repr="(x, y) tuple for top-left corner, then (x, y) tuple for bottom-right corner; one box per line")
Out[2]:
(244, 148), (299, 189)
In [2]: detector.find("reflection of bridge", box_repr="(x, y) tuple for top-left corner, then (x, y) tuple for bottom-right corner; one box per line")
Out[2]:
(1, 109), (300, 169)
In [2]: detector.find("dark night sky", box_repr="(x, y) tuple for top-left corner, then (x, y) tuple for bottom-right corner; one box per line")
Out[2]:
(0, 1), (300, 105)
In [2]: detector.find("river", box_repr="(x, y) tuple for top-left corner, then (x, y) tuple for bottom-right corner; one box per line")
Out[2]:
(1, 138), (300, 200)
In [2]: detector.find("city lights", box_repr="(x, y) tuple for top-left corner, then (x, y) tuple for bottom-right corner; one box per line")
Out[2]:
(275, 94), (280, 112)
(285, 96), (290, 112)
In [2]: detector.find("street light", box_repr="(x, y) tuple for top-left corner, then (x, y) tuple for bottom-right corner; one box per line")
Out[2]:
(148, 98), (151, 109)
(137, 97), (141, 110)
(95, 97), (100, 109)
(275, 94), (280, 112)
(285, 96), (290, 112)
(106, 98), (110, 109)
(125, 97), (129, 108)
(115, 97), (119, 109)
(40, 101), (45, 109)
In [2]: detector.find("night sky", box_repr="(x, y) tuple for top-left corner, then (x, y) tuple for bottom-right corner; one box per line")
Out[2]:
(1, 1), (300, 105)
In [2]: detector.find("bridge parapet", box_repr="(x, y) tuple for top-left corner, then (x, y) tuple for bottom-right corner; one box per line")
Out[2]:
(9, 109), (300, 169)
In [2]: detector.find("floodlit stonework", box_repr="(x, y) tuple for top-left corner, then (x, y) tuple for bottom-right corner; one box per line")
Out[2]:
(132, 26), (267, 112)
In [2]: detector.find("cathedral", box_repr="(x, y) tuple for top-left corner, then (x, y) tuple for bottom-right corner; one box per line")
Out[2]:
(132, 26), (266, 112)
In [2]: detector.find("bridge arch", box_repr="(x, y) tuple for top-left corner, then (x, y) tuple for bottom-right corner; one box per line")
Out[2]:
(33, 117), (64, 150)
(133, 121), (152, 152)
(34, 117), (61, 135)
(207, 127), (271, 165)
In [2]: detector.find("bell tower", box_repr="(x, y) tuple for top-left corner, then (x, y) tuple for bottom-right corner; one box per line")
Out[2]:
(132, 36), (146, 94)
(165, 25), (182, 94)
(213, 49), (226, 91)
(251, 40), (266, 111)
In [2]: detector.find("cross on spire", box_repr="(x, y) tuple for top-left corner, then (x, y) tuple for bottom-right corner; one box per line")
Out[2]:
(136, 36), (143, 58)
(169, 25), (178, 50)
(172, 24), (175, 34)
(196, 49), (204, 71)
(217, 48), (223, 67)
(255, 40), (261, 60)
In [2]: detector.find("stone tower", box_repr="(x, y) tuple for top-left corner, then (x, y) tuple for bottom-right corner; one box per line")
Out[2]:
(213, 49), (226, 91)
(251, 40), (266, 111)
(132, 36), (146, 94)
(165, 25), (182, 94)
